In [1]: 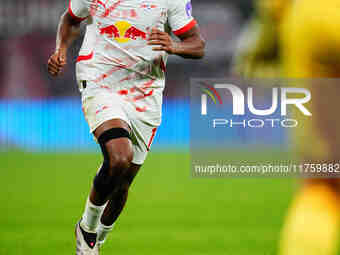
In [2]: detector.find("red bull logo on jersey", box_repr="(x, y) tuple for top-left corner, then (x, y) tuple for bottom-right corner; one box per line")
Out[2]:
(99, 21), (147, 43)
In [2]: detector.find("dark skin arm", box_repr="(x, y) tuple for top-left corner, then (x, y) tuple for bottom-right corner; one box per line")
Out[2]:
(48, 11), (82, 76)
(147, 25), (206, 59)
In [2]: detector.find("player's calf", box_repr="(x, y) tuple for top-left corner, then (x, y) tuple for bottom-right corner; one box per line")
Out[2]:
(97, 164), (141, 244)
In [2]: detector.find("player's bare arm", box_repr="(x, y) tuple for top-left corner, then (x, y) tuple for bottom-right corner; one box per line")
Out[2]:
(47, 11), (82, 76)
(147, 25), (205, 59)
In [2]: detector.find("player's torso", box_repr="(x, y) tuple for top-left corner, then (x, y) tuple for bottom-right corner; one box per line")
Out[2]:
(77, 0), (169, 88)
(82, 0), (169, 59)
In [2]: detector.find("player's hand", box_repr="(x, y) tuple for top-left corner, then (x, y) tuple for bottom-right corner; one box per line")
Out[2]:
(147, 28), (178, 55)
(48, 48), (67, 76)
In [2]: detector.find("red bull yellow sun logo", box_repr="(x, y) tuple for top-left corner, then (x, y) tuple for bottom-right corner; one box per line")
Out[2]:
(100, 21), (147, 43)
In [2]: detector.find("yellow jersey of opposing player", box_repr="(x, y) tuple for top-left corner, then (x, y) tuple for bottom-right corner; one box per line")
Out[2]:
(281, 0), (340, 78)
(232, 0), (291, 78)
(281, 0), (340, 160)
(234, 0), (340, 160)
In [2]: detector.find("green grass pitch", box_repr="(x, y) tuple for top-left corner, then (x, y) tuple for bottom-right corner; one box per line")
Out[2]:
(0, 151), (295, 255)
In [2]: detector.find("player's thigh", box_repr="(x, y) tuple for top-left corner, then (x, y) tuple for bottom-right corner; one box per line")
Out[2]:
(94, 119), (131, 137)
(82, 91), (134, 162)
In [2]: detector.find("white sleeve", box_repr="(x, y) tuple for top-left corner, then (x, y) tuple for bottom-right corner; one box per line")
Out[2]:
(168, 0), (197, 36)
(68, 0), (90, 21)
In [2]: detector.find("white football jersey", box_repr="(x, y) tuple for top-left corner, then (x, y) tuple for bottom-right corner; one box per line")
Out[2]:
(68, 0), (196, 90)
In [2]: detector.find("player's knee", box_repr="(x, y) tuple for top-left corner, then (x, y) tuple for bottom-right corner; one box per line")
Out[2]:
(107, 151), (133, 176)
(97, 128), (133, 174)
(93, 152), (133, 198)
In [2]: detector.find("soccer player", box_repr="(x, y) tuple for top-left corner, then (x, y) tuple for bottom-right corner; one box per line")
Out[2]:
(47, 0), (205, 254)
(234, 1), (340, 255)
(279, 1), (340, 254)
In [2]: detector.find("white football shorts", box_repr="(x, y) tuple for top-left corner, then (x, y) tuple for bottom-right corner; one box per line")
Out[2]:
(81, 81), (160, 165)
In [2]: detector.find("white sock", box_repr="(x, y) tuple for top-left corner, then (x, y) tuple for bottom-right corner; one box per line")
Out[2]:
(80, 198), (107, 233)
(97, 222), (115, 244)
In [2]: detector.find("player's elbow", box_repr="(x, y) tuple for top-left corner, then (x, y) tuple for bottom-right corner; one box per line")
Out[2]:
(187, 38), (205, 59)
(196, 37), (206, 59)
(62, 10), (82, 27)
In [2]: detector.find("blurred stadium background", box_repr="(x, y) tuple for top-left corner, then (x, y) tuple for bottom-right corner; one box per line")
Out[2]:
(0, 1), (296, 254)
(0, 0), (254, 151)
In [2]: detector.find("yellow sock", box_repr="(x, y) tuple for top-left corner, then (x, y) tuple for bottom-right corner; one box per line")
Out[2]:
(279, 183), (340, 255)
